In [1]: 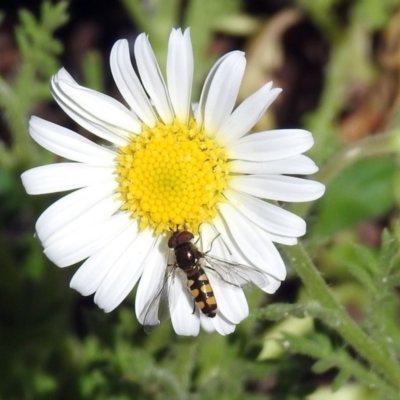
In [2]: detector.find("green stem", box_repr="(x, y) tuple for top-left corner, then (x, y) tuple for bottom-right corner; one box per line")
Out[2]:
(284, 242), (400, 391)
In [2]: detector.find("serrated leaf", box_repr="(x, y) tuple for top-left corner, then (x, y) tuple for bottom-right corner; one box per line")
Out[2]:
(386, 271), (400, 286)
(42, 1), (69, 30)
(352, 0), (398, 29)
(331, 369), (351, 392)
(352, 243), (379, 275)
(19, 9), (37, 30)
(379, 230), (399, 275)
(312, 358), (337, 374)
(345, 261), (376, 291)
(14, 28), (28, 54)
(280, 332), (331, 359)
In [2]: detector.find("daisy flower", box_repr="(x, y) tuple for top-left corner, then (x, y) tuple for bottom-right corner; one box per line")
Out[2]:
(21, 28), (325, 336)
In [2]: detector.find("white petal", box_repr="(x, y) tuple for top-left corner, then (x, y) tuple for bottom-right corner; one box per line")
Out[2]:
(29, 116), (116, 165)
(41, 195), (122, 248)
(195, 52), (243, 130)
(211, 215), (253, 266)
(70, 219), (140, 296)
(43, 200), (122, 253)
(216, 82), (281, 146)
(53, 95), (127, 145)
(224, 188), (306, 237)
(171, 276), (200, 336)
(211, 213), (285, 288)
(199, 223), (249, 324)
(51, 66), (133, 141)
(200, 314), (215, 332)
(212, 313), (236, 335)
(54, 75), (141, 136)
(21, 163), (115, 194)
(110, 39), (157, 127)
(229, 175), (326, 202)
(201, 223), (285, 285)
(167, 28), (193, 124)
(50, 69), (128, 145)
(199, 222), (231, 258)
(134, 34), (173, 124)
(55, 67), (79, 84)
(135, 235), (168, 324)
(35, 181), (117, 243)
(260, 274), (282, 294)
(203, 52), (246, 135)
(228, 155), (319, 175)
(262, 233), (298, 246)
(94, 228), (156, 312)
(227, 129), (314, 161)
(50, 68), (127, 146)
(218, 202), (286, 280)
(208, 270), (248, 324)
(44, 212), (131, 268)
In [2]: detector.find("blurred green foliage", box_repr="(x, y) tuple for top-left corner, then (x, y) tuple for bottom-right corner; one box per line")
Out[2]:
(1, 0), (400, 399)
(313, 158), (396, 238)
(0, 1), (68, 171)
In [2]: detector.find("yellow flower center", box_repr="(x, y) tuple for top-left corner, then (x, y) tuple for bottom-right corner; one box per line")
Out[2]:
(115, 120), (229, 235)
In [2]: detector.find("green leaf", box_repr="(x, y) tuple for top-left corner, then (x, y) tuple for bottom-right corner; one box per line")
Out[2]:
(312, 359), (336, 374)
(280, 332), (331, 359)
(386, 271), (400, 286)
(345, 261), (376, 291)
(331, 369), (351, 392)
(352, 0), (399, 29)
(351, 243), (380, 277)
(312, 157), (396, 238)
(379, 229), (400, 276)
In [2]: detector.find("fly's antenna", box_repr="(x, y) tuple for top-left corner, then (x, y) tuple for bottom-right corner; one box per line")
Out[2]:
(209, 230), (236, 260)
(194, 222), (205, 245)
(198, 225), (229, 255)
(210, 233), (221, 250)
(204, 232), (221, 254)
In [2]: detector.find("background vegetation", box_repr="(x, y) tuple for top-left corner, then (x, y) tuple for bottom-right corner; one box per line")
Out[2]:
(1, 0), (400, 399)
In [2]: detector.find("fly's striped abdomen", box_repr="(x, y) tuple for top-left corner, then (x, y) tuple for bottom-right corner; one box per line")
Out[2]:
(187, 267), (217, 318)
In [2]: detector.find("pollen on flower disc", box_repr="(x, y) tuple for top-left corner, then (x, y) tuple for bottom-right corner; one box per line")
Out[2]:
(115, 120), (230, 234)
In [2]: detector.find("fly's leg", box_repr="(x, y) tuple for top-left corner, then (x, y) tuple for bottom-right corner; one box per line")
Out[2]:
(192, 300), (196, 315)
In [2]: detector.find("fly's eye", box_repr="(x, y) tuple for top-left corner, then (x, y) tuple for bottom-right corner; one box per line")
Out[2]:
(168, 231), (195, 248)
(168, 235), (178, 249)
(177, 231), (194, 244)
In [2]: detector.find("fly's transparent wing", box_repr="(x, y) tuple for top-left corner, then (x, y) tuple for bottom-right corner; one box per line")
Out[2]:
(142, 263), (178, 334)
(142, 266), (170, 334)
(202, 254), (270, 288)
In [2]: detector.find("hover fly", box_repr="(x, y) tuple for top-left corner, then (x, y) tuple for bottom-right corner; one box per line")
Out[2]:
(142, 230), (270, 333)
(168, 230), (218, 318)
